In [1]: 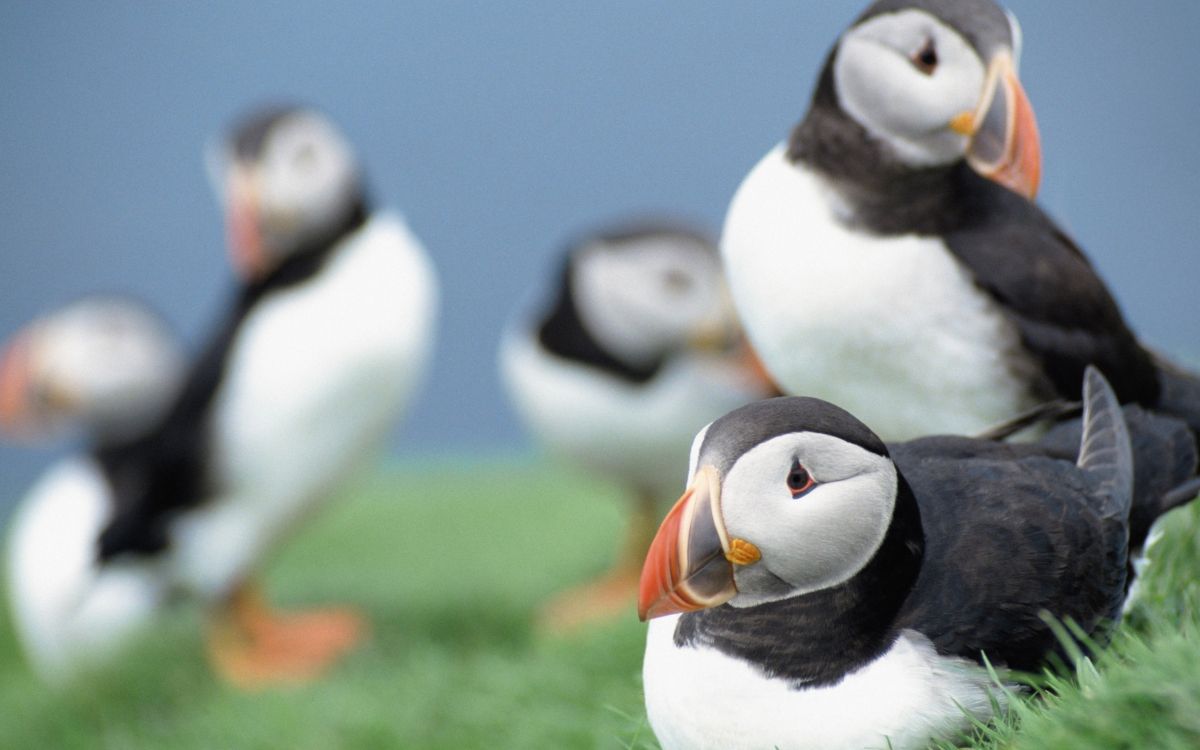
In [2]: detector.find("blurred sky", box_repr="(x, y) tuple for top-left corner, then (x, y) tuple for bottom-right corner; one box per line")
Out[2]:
(1, 1), (1198, 500)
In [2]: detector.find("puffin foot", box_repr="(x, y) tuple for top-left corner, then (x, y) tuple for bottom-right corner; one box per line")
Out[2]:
(206, 583), (368, 689)
(535, 565), (642, 635)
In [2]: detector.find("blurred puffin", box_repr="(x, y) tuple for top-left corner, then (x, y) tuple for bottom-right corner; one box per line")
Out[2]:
(638, 369), (1199, 750)
(722, 0), (1200, 440)
(15, 105), (437, 688)
(500, 223), (777, 631)
(1, 297), (185, 682)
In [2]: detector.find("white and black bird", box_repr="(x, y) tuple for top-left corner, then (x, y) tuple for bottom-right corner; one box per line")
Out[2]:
(500, 223), (777, 631)
(722, 0), (1200, 440)
(1, 297), (185, 683)
(638, 368), (1199, 750)
(14, 105), (437, 687)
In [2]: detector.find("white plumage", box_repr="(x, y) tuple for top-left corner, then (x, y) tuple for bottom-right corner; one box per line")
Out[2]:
(644, 616), (1005, 750)
(501, 329), (765, 502)
(6, 458), (168, 683)
(722, 145), (1036, 440)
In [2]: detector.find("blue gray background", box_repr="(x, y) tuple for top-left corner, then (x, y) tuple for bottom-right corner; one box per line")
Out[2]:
(2, 2), (1198, 501)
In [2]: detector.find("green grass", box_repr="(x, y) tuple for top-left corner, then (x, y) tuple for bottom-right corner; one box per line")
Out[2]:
(0, 461), (655, 749)
(0, 462), (1196, 749)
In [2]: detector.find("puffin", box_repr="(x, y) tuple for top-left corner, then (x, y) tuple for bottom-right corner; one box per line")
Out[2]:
(9, 105), (437, 687)
(721, 0), (1200, 440)
(638, 368), (1199, 750)
(499, 222), (777, 631)
(1, 297), (185, 683)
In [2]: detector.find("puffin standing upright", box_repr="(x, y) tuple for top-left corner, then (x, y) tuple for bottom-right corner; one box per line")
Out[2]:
(500, 223), (776, 631)
(1, 298), (185, 682)
(722, 0), (1200, 440)
(7, 106), (438, 687)
(638, 369), (1199, 750)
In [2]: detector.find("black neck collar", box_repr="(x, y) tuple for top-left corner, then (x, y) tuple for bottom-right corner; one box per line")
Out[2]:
(787, 59), (983, 237)
(240, 194), (370, 307)
(535, 256), (663, 384)
(674, 474), (925, 687)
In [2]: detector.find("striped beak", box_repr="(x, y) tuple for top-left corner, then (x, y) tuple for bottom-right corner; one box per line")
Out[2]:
(0, 333), (36, 436)
(226, 164), (269, 281)
(952, 51), (1042, 200)
(638, 466), (748, 621)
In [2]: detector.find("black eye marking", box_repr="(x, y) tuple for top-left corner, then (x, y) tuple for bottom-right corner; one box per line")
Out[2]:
(786, 458), (816, 498)
(911, 38), (938, 75)
(293, 142), (318, 169)
(662, 268), (694, 294)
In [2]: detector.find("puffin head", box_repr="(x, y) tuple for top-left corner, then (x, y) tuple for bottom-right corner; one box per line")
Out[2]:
(638, 397), (903, 619)
(0, 298), (184, 443)
(826, 0), (1040, 197)
(209, 105), (365, 281)
(566, 225), (743, 370)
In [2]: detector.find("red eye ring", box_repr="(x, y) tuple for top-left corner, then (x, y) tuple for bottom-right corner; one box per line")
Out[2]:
(787, 459), (816, 498)
(911, 38), (938, 76)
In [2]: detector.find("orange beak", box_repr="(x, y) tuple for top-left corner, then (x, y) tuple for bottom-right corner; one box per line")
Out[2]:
(0, 333), (35, 435)
(638, 466), (741, 621)
(953, 52), (1042, 200)
(226, 166), (268, 281)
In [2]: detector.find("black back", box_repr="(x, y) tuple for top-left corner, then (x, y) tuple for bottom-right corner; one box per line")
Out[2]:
(94, 199), (368, 561)
(889, 444), (1128, 670)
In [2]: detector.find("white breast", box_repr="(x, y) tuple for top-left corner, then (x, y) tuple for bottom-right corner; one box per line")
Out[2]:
(643, 615), (1006, 750)
(5, 458), (168, 683)
(722, 146), (1035, 440)
(168, 212), (438, 598)
(499, 330), (768, 504)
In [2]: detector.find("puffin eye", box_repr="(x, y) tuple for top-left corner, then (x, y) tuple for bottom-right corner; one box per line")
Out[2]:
(293, 142), (318, 170)
(786, 459), (815, 498)
(911, 38), (938, 75)
(662, 268), (693, 294)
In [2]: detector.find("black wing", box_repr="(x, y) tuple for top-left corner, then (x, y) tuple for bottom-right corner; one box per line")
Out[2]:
(92, 301), (242, 559)
(891, 445), (1127, 671)
(944, 170), (1160, 406)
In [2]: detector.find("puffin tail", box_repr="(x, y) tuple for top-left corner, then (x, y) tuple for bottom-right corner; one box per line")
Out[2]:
(1076, 367), (1134, 522)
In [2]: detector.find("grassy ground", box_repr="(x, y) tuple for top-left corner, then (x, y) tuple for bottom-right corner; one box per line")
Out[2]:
(0, 461), (1196, 749)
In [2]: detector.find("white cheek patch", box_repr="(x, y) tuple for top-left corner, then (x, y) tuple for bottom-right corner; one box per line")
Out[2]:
(1006, 10), (1023, 72)
(721, 433), (898, 603)
(834, 10), (986, 167)
(572, 239), (725, 366)
(687, 422), (712, 487)
(260, 115), (359, 238)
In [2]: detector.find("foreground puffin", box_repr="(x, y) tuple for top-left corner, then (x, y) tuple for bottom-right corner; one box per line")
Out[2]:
(638, 368), (1199, 750)
(500, 223), (776, 631)
(8, 105), (437, 687)
(722, 0), (1200, 440)
(2, 298), (185, 682)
